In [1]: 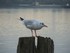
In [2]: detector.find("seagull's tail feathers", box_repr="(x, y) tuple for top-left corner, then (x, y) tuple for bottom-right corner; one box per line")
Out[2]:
(20, 17), (24, 21)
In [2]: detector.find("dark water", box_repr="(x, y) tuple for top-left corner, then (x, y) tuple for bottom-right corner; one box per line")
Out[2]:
(0, 8), (70, 53)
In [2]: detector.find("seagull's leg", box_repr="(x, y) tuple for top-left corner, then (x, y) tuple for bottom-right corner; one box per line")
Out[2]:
(31, 30), (33, 37)
(34, 30), (37, 37)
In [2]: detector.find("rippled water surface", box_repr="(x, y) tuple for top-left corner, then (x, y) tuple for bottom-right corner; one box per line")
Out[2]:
(0, 8), (70, 53)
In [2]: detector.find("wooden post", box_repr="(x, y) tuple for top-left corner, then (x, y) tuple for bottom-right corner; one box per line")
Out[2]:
(17, 37), (36, 53)
(17, 36), (54, 53)
(37, 36), (54, 53)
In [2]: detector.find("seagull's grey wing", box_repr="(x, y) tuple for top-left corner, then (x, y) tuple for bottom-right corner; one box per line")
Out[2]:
(24, 20), (34, 26)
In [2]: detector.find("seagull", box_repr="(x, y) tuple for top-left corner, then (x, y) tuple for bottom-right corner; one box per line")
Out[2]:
(19, 17), (48, 37)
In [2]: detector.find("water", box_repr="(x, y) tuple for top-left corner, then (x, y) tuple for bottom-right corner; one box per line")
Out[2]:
(0, 8), (70, 53)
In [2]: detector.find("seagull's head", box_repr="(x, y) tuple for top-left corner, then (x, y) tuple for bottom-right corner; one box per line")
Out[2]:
(40, 23), (48, 28)
(20, 17), (24, 21)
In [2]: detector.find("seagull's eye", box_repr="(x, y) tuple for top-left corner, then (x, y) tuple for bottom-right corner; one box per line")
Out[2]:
(40, 23), (44, 25)
(42, 23), (44, 25)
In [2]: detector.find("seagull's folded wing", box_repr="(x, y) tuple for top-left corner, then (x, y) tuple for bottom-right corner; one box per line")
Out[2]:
(24, 20), (34, 25)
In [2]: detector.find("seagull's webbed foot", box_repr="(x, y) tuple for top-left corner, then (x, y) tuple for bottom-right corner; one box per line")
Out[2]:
(32, 35), (35, 37)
